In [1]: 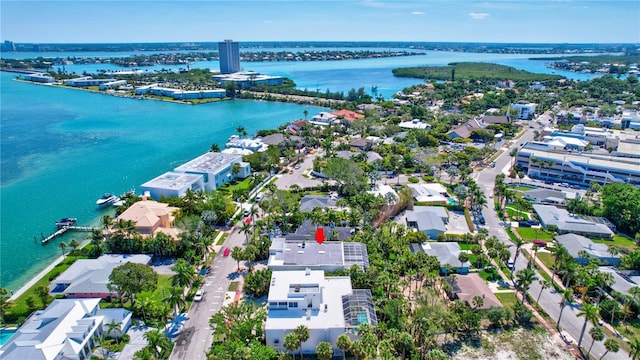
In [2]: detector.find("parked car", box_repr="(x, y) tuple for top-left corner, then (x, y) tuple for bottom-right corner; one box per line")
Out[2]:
(507, 260), (515, 270)
(194, 290), (204, 302)
(255, 193), (264, 202)
(243, 208), (250, 216)
(223, 247), (230, 257)
(533, 240), (548, 248)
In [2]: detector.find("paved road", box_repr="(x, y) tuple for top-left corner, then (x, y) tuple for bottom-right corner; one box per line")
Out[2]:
(169, 228), (246, 360)
(474, 119), (628, 359)
(274, 151), (324, 190)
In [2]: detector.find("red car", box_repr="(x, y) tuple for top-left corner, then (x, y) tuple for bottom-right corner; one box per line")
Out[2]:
(223, 247), (230, 257)
(533, 240), (547, 248)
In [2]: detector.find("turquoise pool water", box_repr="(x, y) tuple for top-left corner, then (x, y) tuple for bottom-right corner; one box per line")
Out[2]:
(0, 328), (17, 346)
(448, 198), (458, 205)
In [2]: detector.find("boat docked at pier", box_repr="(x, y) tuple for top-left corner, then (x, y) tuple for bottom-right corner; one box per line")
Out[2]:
(55, 217), (77, 229)
(96, 193), (117, 208)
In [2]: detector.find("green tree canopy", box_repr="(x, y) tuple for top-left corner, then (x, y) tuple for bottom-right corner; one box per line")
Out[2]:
(108, 262), (158, 306)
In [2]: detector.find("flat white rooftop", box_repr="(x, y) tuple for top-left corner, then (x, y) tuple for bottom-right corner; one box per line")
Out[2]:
(266, 270), (352, 330)
(141, 171), (203, 190)
(174, 152), (241, 174)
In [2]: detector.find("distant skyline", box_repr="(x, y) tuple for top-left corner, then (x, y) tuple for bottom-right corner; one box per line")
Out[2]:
(1, 1), (639, 44)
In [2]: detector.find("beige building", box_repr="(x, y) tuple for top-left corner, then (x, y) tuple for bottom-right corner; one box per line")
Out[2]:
(117, 200), (180, 238)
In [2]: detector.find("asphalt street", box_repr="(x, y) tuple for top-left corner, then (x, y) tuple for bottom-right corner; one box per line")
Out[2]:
(474, 119), (628, 359)
(168, 228), (246, 360)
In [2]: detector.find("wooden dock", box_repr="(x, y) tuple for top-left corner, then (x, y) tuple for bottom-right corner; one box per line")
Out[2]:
(40, 225), (98, 245)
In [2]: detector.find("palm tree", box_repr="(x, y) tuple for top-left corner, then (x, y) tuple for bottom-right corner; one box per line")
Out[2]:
(101, 214), (114, 241)
(600, 338), (619, 359)
(69, 239), (80, 254)
(336, 333), (351, 360)
(577, 303), (600, 348)
(458, 252), (469, 270)
(537, 280), (550, 304)
(105, 319), (122, 345)
(144, 328), (172, 359)
(231, 246), (243, 271)
(135, 293), (157, 322)
(59, 241), (67, 258)
(284, 332), (300, 359)
(629, 337), (640, 360)
(316, 342), (333, 360)
(550, 243), (568, 282)
(587, 326), (604, 357)
(240, 222), (252, 245)
(171, 259), (195, 296)
(515, 268), (537, 304)
(294, 325), (310, 360)
(557, 288), (573, 330)
(165, 286), (186, 316)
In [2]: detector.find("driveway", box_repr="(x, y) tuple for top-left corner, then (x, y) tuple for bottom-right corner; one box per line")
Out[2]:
(118, 323), (150, 360)
(447, 211), (470, 234)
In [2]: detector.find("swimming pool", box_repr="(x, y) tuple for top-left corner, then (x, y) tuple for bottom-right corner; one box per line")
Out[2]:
(447, 198), (458, 205)
(0, 328), (17, 346)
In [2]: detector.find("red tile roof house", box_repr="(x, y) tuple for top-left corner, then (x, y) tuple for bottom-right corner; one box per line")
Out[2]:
(331, 109), (365, 123)
(446, 273), (503, 310)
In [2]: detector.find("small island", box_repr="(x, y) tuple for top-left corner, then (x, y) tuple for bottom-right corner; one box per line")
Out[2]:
(392, 62), (564, 82)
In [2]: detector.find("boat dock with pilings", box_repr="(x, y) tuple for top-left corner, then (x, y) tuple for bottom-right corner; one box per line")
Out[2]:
(39, 219), (98, 245)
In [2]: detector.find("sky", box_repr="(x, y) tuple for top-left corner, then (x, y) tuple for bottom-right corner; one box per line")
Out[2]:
(1, 0), (639, 44)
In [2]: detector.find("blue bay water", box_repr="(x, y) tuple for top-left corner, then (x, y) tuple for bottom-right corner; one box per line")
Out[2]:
(0, 72), (326, 291)
(0, 48), (599, 291)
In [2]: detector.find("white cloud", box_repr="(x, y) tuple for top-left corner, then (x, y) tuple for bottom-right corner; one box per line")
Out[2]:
(469, 12), (490, 19)
(411, 11), (425, 15)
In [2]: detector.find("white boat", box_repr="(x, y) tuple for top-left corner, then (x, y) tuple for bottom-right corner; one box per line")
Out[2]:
(96, 193), (117, 208)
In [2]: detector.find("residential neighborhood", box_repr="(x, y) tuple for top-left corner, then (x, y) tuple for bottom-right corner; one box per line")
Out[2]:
(3, 50), (640, 360)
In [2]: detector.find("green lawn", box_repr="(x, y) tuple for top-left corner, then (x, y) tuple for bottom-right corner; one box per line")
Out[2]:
(479, 267), (502, 282)
(135, 274), (174, 308)
(496, 292), (518, 308)
(506, 207), (530, 220)
(458, 242), (477, 251)
(515, 227), (553, 241)
(5, 255), (89, 321)
(593, 234), (637, 252)
(536, 252), (555, 270)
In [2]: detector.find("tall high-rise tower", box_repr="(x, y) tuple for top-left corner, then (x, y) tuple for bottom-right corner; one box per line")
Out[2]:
(218, 39), (240, 74)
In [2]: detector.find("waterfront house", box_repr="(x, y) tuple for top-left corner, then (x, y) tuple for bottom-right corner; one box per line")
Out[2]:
(445, 273), (503, 310)
(555, 233), (620, 265)
(140, 171), (205, 200)
(49, 254), (152, 299)
(173, 152), (250, 191)
(310, 112), (338, 126)
(331, 109), (365, 123)
(265, 270), (377, 356)
(116, 200), (180, 238)
(533, 204), (614, 239)
(267, 238), (369, 272)
(0, 298), (130, 360)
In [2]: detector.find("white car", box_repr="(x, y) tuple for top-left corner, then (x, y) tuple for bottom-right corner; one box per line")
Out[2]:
(193, 290), (204, 302)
